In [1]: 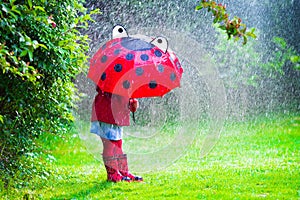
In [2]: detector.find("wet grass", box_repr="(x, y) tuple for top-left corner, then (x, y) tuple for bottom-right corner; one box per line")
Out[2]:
(1, 112), (299, 199)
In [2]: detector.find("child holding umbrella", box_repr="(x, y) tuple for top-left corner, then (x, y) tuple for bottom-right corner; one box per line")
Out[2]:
(88, 25), (182, 182)
(90, 86), (143, 182)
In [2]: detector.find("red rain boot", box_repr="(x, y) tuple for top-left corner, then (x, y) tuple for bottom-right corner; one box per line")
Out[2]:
(117, 154), (143, 182)
(102, 156), (131, 182)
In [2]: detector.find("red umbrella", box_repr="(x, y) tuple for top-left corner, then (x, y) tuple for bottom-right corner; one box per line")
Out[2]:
(88, 25), (183, 98)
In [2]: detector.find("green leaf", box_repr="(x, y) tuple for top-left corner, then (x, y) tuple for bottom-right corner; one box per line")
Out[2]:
(243, 35), (248, 45)
(28, 0), (33, 9)
(8, 11), (18, 19)
(19, 35), (25, 42)
(234, 36), (240, 42)
(20, 50), (28, 57)
(195, 5), (203, 10)
(37, 43), (48, 50)
(28, 50), (33, 61)
(290, 55), (299, 63)
(90, 8), (100, 15)
(32, 40), (39, 49)
(0, 115), (4, 123)
(34, 6), (45, 12)
(2, 4), (9, 13)
(11, 6), (21, 15)
(273, 37), (286, 48)
(246, 32), (256, 39)
(10, 0), (17, 5)
(218, 25), (227, 30)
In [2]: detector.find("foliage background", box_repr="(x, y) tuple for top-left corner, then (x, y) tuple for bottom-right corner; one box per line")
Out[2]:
(0, 0), (98, 185)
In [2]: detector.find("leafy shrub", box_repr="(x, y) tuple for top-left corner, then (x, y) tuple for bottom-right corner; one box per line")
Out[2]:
(213, 26), (300, 117)
(262, 37), (300, 74)
(0, 0), (99, 186)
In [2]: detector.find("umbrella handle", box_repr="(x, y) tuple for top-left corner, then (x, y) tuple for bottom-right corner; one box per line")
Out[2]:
(132, 112), (136, 125)
(129, 98), (136, 125)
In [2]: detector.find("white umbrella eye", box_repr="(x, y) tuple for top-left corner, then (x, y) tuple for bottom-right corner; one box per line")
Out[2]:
(151, 36), (168, 53)
(112, 25), (129, 39)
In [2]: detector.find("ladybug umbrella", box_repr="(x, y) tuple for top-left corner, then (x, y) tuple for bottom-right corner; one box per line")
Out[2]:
(88, 25), (183, 99)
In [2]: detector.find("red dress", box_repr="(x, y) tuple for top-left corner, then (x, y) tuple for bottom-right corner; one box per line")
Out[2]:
(91, 88), (131, 126)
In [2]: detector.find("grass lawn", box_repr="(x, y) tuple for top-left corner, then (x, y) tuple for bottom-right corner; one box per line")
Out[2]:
(1, 113), (299, 199)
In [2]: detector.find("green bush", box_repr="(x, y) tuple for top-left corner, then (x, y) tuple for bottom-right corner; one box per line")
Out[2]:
(0, 0), (98, 185)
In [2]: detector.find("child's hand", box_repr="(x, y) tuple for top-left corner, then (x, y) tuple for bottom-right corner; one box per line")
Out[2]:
(129, 98), (139, 112)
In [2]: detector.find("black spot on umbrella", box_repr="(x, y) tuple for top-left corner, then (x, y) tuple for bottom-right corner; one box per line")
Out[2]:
(126, 53), (134, 60)
(123, 80), (130, 89)
(101, 55), (107, 63)
(170, 73), (176, 81)
(141, 54), (149, 61)
(101, 44), (106, 50)
(135, 67), (144, 76)
(149, 80), (157, 89)
(114, 49), (121, 55)
(114, 64), (122, 72)
(154, 50), (162, 57)
(157, 64), (164, 73)
(101, 72), (106, 81)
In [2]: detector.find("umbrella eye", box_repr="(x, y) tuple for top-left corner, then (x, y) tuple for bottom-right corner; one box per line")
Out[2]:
(151, 36), (168, 53)
(112, 25), (129, 39)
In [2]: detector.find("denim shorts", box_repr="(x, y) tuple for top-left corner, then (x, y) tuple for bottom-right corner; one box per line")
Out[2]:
(90, 121), (123, 140)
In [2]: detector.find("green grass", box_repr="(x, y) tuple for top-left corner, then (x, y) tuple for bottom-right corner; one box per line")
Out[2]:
(1, 113), (299, 199)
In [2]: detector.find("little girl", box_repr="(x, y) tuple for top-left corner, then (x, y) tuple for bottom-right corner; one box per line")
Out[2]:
(90, 86), (143, 182)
